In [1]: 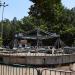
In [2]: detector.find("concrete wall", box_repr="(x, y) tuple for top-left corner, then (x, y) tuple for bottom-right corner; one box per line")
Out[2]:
(1, 54), (75, 65)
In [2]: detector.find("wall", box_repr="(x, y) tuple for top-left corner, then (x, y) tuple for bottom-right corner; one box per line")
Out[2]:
(1, 54), (75, 65)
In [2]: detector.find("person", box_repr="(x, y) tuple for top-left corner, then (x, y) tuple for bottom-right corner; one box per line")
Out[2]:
(52, 47), (56, 54)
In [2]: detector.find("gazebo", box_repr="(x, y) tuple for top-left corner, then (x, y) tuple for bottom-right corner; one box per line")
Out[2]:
(14, 28), (60, 48)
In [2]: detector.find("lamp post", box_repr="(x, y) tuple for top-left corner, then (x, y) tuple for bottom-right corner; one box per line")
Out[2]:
(0, 2), (8, 47)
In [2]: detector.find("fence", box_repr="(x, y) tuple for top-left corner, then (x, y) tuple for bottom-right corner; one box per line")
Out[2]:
(0, 65), (37, 75)
(0, 49), (75, 75)
(0, 64), (75, 75)
(41, 69), (75, 75)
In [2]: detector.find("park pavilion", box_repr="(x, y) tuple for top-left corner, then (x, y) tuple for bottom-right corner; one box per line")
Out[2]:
(14, 28), (60, 49)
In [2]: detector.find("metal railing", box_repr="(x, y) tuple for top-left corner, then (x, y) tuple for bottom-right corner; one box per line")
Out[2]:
(0, 48), (75, 75)
(0, 65), (37, 75)
(0, 65), (75, 75)
(41, 69), (75, 75)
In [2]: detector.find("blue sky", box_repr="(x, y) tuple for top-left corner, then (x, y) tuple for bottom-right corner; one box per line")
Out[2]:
(62, 0), (75, 9)
(0, 0), (75, 20)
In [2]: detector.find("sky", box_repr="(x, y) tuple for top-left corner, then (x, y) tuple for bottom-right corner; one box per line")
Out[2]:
(0, 0), (75, 20)
(61, 0), (75, 9)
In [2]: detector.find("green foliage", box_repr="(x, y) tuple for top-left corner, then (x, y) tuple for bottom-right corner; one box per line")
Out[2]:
(29, 0), (75, 46)
(20, 16), (35, 31)
(1, 0), (75, 47)
(0, 37), (2, 47)
(29, 0), (64, 32)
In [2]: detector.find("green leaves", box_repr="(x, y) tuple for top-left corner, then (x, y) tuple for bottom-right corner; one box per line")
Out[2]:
(29, 0), (75, 46)
(1, 0), (75, 46)
(29, 0), (64, 31)
(0, 37), (2, 47)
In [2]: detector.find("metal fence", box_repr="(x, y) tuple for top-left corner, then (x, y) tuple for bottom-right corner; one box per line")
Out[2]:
(0, 65), (37, 75)
(0, 65), (75, 75)
(0, 49), (75, 75)
(41, 69), (75, 75)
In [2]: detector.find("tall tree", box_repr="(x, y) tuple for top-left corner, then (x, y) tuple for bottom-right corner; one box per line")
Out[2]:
(2, 19), (11, 46)
(29, 0), (64, 32)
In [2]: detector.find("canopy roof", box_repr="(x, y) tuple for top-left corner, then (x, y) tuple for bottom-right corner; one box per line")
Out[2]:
(15, 28), (60, 40)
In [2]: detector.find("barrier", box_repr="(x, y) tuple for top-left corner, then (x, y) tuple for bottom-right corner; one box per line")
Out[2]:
(0, 50), (75, 75)
(0, 65), (38, 75)
(41, 69), (75, 75)
(0, 65), (75, 75)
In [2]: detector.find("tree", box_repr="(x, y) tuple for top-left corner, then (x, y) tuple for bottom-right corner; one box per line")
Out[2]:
(1, 19), (11, 46)
(29, 0), (75, 46)
(29, 0), (64, 32)
(20, 16), (35, 31)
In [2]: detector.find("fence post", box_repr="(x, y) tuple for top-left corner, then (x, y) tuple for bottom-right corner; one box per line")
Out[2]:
(37, 69), (42, 75)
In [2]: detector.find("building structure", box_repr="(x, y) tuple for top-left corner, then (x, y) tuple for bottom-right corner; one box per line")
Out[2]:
(14, 28), (60, 48)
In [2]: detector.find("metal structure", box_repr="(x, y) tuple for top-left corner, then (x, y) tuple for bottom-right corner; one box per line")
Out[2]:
(14, 28), (60, 49)
(0, 64), (74, 75)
